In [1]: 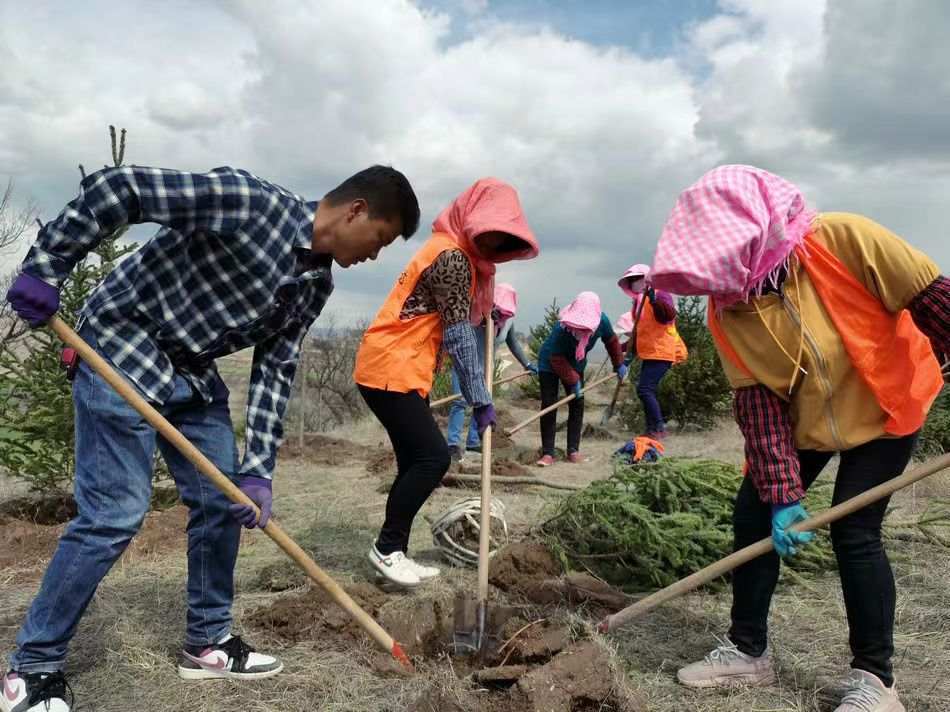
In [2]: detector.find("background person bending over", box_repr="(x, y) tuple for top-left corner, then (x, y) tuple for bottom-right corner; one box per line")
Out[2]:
(535, 291), (626, 466)
(446, 282), (536, 463)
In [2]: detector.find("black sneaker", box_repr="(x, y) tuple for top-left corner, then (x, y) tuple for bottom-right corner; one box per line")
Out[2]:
(1, 670), (73, 712)
(466, 445), (482, 454)
(449, 446), (464, 464)
(178, 634), (283, 680)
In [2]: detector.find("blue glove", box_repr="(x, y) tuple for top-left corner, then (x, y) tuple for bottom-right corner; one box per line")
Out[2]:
(572, 382), (583, 399)
(6, 272), (60, 327)
(525, 362), (539, 375)
(229, 475), (273, 529)
(473, 403), (496, 435)
(615, 363), (629, 382)
(771, 502), (815, 558)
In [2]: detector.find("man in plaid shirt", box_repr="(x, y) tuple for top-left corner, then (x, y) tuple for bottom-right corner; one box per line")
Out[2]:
(2, 164), (419, 711)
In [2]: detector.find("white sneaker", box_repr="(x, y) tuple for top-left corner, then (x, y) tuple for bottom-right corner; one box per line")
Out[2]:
(405, 557), (440, 580)
(1, 670), (72, 711)
(178, 634), (283, 680)
(677, 635), (776, 688)
(834, 669), (905, 712)
(368, 545), (420, 587)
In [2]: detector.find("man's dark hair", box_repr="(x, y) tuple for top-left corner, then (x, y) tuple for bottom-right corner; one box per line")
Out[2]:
(323, 165), (420, 239)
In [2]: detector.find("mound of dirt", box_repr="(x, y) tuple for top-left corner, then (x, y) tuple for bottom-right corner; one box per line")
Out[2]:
(281, 433), (366, 466)
(248, 582), (389, 644)
(0, 494), (76, 525)
(511, 641), (645, 712)
(489, 542), (561, 595)
(0, 516), (65, 569)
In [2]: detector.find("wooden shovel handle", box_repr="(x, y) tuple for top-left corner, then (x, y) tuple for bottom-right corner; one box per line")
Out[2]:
(504, 373), (616, 436)
(478, 315), (494, 606)
(430, 369), (530, 408)
(49, 316), (413, 671)
(598, 451), (950, 633)
(603, 295), (647, 417)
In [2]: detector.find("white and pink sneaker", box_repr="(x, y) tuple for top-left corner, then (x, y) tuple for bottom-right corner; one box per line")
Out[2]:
(178, 634), (283, 680)
(1, 670), (72, 712)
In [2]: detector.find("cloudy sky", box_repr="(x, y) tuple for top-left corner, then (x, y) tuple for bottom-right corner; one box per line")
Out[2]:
(1, 0), (948, 328)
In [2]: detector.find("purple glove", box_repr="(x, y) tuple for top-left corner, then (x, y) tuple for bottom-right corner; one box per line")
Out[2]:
(229, 475), (273, 529)
(6, 271), (60, 327)
(473, 404), (496, 436)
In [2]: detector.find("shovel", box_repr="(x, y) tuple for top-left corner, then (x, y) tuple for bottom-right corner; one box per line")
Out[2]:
(597, 451), (950, 634)
(503, 372), (615, 437)
(49, 316), (413, 671)
(430, 369), (531, 408)
(453, 315), (508, 655)
(600, 294), (647, 425)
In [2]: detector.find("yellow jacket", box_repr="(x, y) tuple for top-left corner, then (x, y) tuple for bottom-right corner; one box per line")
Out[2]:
(715, 212), (939, 451)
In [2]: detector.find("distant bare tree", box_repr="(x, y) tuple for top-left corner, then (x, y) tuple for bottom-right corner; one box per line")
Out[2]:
(0, 181), (37, 348)
(285, 318), (369, 443)
(0, 178), (36, 256)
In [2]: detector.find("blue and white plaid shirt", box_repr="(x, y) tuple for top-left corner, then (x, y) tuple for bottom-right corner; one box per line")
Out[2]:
(22, 166), (334, 480)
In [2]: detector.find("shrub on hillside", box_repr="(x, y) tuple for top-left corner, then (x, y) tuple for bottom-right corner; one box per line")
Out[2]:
(919, 387), (949, 458)
(519, 299), (560, 400)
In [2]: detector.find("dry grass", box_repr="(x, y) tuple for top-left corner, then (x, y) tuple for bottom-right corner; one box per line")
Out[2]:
(0, 377), (947, 711)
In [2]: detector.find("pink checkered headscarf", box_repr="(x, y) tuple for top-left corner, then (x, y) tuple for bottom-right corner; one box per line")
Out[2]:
(493, 282), (518, 332)
(651, 165), (816, 306)
(560, 291), (602, 361)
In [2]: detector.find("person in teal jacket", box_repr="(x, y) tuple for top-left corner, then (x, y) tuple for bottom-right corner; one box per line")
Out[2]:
(536, 291), (626, 465)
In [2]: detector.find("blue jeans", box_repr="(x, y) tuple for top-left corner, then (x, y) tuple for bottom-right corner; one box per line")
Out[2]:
(445, 327), (486, 451)
(10, 326), (241, 673)
(446, 368), (481, 450)
(637, 359), (672, 433)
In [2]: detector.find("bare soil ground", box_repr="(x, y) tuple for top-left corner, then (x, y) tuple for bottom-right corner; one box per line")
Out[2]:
(0, 359), (947, 711)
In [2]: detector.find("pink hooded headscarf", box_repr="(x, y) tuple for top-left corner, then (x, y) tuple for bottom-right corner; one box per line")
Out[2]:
(493, 282), (518, 332)
(618, 263), (650, 299)
(650, 165), (816, 307)
(559, 291), (602, 361)
(432, 179), (539, 325)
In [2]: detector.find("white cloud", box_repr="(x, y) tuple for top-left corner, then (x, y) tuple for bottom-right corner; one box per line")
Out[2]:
(0, 0), (946, 324)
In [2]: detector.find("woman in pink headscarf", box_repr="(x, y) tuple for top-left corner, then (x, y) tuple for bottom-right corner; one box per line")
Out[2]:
(651, 165), (949, 711)
(617, 263), (687, 439)
(534, 291), (627, 466)
(354, 178), (539, 587)
(446, 282), (538, 463)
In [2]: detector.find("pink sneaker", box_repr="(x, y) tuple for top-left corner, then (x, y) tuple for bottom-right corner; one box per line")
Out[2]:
(536, 454), (555, 467)
(567, 452), (585, 463)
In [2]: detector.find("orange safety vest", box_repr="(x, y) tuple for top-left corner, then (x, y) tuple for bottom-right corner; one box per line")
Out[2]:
(353, 233), (476, 397)
(710, 234), (942, 437)
(635, 299), (688, 364)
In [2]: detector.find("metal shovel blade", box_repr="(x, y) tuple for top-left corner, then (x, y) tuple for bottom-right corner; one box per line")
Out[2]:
(452, 591), (481, 654)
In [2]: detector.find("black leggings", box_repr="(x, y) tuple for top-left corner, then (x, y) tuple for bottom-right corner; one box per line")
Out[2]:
(358, 385), (450, 556)
(729, 433), (918, 686)
(539, 371), (584, 456)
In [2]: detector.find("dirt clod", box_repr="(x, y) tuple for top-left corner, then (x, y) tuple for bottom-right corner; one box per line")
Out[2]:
(512, 641), (641, 712)
(282, 433), (365, 466)
(255, 562), (309, 592)
(497, 620), (571, 664)
(489, 542), (561, 595)
(407, 685), (469, 712)
(473, 664), (529, 686)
